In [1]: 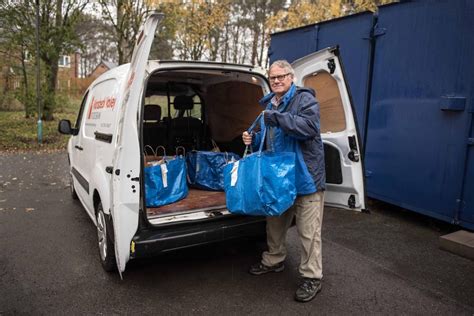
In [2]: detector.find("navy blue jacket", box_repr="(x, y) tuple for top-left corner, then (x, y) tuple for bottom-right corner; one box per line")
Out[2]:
(252, 85), (326, 194)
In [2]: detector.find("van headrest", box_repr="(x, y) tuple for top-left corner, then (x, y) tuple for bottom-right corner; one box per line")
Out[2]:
(144, 104), (161, 121)
(174, 95), (194, 110)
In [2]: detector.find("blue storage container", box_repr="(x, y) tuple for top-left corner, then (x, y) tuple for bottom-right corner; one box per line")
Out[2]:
(269, 0), (474, 229)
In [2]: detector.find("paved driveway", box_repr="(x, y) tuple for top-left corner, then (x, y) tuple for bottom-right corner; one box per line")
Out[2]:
(1, 151), (473, 315)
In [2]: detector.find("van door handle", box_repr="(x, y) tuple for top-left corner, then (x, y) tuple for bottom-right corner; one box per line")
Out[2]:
(75, 145), (83, 151)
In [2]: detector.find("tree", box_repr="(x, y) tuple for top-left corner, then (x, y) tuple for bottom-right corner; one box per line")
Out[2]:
(350, 0), (393, 12)
(39, 0), (88, 120)
(171, 0), (229, 61)
(97, 0), (154, 65)
(0, 3), (34, 116)
(267, 0), (395, 33)
(75, 14), (118, 78)
(242, 0), (286, 67)
(0, 0), (88, 120)
(149, 1), (180, 60)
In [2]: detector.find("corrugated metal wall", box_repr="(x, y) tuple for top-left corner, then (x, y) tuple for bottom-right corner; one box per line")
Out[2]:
(269, 0), (474, 229)
(366, 0), (474, 228)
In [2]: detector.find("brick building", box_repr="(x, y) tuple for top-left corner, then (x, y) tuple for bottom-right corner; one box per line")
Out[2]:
(89, 61), (118, 80)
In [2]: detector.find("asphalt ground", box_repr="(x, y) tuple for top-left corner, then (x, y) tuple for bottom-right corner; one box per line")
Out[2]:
(0, 151), (473, 315)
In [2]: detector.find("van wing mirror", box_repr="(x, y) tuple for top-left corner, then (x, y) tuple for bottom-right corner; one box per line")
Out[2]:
(58, 119), (77, 135)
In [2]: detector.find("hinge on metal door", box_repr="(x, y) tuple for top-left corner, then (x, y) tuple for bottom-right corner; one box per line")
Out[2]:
(373, 24), (386, 37)
(440, 96), (466, 111)
(348, 195), (356, 208)
(467, 138), (474, 146)
(348, 136), (360, 162)
(327, 59), (336, 74)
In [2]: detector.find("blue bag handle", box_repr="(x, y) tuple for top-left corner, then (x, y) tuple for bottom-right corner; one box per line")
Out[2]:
(247, 112), (263, 134)
(257, 115), (267, 154)
(175, 146), (186, 157)
(144, 145), (157, 157)
(155, 146), (167, 160)
(244, 112), (267, 157)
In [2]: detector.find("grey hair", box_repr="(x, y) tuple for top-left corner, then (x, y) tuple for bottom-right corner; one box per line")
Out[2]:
(269, 60), (295, 76)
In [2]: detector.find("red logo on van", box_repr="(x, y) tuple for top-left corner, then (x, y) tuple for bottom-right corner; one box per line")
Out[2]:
(87, 96), (117, 119)
(127, 71), (135, 89)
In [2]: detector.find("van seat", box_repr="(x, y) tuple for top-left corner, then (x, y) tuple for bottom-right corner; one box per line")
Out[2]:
(169, 95), (202, 151)
(144, 104), (161, 122)
(143, 104), (166, 149)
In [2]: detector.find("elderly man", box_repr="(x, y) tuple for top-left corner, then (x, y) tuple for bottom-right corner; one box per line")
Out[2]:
(242, 60), (326, 303)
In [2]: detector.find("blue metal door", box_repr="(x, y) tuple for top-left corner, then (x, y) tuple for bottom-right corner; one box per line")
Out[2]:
(365, 0), (474, 226)
(459, 115), (474, 228)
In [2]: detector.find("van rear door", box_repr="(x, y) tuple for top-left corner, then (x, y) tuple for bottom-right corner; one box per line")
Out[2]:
(111, 12), (163, 275)
(292, 47), (366, 211)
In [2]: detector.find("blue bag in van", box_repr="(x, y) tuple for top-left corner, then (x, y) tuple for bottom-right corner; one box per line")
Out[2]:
(223, 114), (296, 216)
(144, 147), (188, 207)
(186, 150), (240, 191)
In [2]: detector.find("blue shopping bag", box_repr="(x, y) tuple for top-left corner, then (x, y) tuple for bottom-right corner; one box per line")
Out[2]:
(144, 148), (188, 207)
(186, 150), (240, 191)
(223, 114), (296, 216)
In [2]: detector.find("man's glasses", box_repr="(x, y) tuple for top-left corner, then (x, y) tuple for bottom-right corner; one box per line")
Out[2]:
(269, 73), (291, 82)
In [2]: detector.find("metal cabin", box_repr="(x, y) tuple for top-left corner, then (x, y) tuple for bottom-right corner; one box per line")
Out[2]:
(269, 0), (474, 229)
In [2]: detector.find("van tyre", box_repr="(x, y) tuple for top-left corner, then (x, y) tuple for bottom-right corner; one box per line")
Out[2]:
(69, 172), (78, 200)
(96, 202), (117, 272)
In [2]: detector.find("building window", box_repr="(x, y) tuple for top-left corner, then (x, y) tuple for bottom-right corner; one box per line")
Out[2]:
(58, 55), (71, 68)
(13, 78), (20, 89)
(24, 50), (31, 62)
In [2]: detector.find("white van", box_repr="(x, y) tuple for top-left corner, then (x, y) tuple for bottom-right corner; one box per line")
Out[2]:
(58, 13), (366, 277)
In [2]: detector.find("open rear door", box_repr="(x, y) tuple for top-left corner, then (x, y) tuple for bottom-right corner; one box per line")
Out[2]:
(292, 47), (366, 211)
(111, 12), (163, 276)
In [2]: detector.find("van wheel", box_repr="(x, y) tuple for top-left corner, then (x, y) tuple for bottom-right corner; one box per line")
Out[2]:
(96, 202), (116, 272)
(69, 172), (78, 200)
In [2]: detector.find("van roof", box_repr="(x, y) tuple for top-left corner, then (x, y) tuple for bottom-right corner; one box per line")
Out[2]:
(89, 60), (267, 89)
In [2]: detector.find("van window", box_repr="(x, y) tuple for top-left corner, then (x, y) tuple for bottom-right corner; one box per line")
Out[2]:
(74, 91), (90, 131)
(145, 92), (202, 121)
(170, 95), (201, 119)
(302, 71), (346, 133)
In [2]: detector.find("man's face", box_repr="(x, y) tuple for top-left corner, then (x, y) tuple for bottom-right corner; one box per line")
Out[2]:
(269, 66), (293, 97)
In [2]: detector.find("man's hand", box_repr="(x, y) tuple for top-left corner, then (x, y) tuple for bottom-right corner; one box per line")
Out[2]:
(242, 131), (252, 145)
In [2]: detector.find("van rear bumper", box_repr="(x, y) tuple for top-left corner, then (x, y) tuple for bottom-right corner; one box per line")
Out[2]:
(131, 215), (266, 258)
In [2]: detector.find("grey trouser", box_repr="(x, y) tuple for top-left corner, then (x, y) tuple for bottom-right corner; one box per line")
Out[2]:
(261, 191), (325, 279)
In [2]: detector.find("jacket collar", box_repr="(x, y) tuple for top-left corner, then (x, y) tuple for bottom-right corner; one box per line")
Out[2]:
(259, 83), (297, 111)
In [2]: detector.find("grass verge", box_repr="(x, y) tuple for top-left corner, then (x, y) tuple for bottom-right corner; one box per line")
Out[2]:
(0, 98), (79, 153)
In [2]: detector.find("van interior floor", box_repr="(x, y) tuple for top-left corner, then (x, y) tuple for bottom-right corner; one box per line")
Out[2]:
(146, 189), (226, 218)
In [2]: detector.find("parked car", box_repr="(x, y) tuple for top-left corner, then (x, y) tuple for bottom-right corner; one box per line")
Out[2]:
(58, 13), (365, 277)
